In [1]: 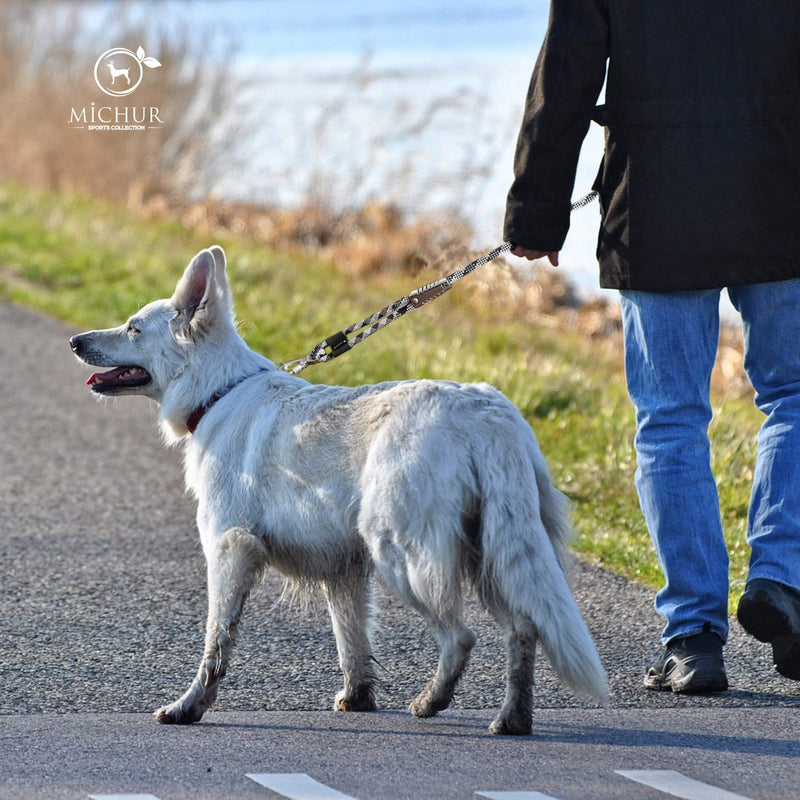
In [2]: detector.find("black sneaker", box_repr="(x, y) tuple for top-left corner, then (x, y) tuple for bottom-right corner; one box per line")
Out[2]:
(737, 578), (800, 680)
(644, 631), (728, 693)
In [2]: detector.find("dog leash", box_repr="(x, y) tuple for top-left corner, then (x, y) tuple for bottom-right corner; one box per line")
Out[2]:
(278, 191), (598, 376)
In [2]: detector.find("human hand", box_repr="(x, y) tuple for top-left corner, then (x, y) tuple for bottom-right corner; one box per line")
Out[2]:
(510, 246), (559, 267)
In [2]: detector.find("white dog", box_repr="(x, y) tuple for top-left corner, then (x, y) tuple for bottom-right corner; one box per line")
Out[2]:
(106, 59), (131, 86)
(70, 246), (607, 735)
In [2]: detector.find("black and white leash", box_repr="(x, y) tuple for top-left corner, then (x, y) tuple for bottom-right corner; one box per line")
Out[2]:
(279, 190), (598, 376)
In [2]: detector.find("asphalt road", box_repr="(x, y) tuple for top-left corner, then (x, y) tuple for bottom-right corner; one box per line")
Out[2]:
(1, 299), (800, 799)
(3, 708), (799, 800)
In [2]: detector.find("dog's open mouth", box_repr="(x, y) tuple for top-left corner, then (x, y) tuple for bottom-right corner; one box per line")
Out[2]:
(87, 366), (152, 394)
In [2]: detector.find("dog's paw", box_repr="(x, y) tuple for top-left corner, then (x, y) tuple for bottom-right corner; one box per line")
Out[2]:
(409, 682), (454, 719)
(488, 712), (532, 736)
(409, 691), (445, 719)
(154, 700), (205, 725)
(409, 698), (438, 718)
(334, 686), (377, 712)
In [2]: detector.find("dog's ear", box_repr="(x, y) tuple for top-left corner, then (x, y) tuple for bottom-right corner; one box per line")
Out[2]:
(208, 245), (226, 274)
(207, 245), (233, 312)
(171, 249), (218, 337)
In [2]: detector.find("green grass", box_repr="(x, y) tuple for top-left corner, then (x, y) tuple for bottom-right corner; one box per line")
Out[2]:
(0, 181), (764, 611)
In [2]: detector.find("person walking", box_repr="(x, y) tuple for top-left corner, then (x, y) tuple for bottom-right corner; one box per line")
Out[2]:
(505, 0), (800, 693)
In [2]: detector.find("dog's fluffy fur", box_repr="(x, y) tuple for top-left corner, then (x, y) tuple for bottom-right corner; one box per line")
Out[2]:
(70, 246), (607, 735)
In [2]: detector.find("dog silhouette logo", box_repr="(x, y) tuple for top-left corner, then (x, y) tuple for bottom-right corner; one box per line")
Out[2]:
(93, 46), (161, 97)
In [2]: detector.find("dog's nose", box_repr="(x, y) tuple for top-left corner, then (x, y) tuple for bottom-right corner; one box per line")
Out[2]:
(69, 335), (83, 353)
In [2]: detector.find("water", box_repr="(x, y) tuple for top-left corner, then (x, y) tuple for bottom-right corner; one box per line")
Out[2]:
(150, 0), (547, 58)
(109, 1), (608, 293)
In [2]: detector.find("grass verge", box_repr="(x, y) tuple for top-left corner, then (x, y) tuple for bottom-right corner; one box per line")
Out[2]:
(0, 181), (763, 610)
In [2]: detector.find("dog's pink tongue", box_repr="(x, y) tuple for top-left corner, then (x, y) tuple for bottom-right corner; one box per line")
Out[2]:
(87, 367), (125, 386)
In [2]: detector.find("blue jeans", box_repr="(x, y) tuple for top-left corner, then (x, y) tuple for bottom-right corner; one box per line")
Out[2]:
(621, 280), (800, 644)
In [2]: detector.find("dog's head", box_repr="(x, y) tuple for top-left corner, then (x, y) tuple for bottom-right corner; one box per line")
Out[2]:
(70, 245), (236, 404)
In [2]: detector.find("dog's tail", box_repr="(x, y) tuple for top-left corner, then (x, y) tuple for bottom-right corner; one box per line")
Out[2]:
(475, 413), (608, 703)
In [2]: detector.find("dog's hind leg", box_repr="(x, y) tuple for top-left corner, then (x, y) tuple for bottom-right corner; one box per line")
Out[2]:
(407, 580), (476, 719)
(375, 545), (475, 719)
(489, 615), (537, 736)
(323, 565), (378, 712)
(155, 528), (267, 724)
(409, 613), (476, 719)
(359, 466), (475, 719)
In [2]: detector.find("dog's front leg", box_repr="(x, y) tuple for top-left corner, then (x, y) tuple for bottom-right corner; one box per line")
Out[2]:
(155, 528), (267, 724)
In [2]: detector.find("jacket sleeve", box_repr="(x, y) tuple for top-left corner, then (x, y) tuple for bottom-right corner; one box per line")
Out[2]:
(504, 0), (609, 252)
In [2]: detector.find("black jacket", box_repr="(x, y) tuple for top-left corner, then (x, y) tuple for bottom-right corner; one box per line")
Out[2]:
(504, 0), (800, 291)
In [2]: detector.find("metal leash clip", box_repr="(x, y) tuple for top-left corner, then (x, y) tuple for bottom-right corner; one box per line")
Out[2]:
(279, 331), (352, 375)
(278, 355), (314, 375)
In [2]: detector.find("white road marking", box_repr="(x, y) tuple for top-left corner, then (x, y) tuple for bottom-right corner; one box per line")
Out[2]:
(86, 770), (761, 800)
(247, 773), (358, 800)
(88, 795), (163, 800)
(616, 770), (757, 800)
(476, 791), (563, 800)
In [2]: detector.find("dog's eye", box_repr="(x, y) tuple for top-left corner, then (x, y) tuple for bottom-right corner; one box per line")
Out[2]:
(127, 323), (141, 336)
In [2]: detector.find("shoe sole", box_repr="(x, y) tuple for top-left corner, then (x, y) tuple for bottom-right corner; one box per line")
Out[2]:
(738, 591), (800, 680)
(644, 663), (729, 694)
(645, 673), (729, 694)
